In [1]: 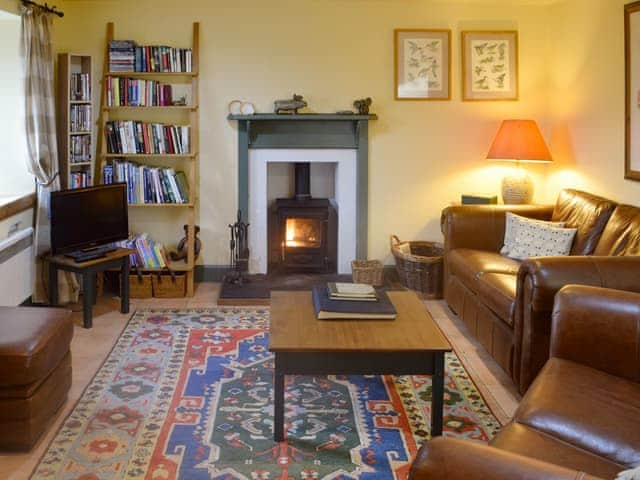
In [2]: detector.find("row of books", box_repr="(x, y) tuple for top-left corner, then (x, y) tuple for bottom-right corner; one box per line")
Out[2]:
(312, 283), (397, 320)
(106, 76), (177, 107)
(109, 40), (192, 73)
(70, 105), (92, 132)
(105, 120), (190, 155)
(71, 72), (90, 101)
(69, 171), (91, 189)
(103, 160), (189, 205)
(116, 233), (168, 269)
(70, 136), (91, 163)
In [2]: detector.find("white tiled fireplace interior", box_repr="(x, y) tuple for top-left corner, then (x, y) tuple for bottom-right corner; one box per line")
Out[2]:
(248, 148), (357, 274)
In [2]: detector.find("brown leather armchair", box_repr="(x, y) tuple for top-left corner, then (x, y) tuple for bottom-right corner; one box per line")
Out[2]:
(410, 285), (640, 480)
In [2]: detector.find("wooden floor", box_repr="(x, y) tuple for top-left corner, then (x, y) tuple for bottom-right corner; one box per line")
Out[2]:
(0, 282), (519, 479)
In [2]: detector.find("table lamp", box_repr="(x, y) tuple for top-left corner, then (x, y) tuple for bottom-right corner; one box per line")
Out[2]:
(486, 119), (552, 204)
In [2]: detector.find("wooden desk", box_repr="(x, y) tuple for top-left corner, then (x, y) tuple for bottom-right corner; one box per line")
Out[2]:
(47, 248), (133, 328)
(269, 290), (452, 442)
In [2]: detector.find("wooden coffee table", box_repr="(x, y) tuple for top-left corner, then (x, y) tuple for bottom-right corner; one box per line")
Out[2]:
(269, 290), (452, 442)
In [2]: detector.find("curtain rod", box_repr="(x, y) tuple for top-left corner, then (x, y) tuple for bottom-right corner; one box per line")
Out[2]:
(21, 0), (64, 17)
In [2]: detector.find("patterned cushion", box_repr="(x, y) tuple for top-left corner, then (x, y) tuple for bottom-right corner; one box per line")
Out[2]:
(507, 221), (577, 260)
(501, 212), (565, 256)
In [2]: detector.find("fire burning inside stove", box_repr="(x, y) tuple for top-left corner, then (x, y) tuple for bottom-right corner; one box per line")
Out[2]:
(284, 218), (321, 248)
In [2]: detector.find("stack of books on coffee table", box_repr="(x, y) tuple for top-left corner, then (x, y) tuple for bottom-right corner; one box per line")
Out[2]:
(312, 282), (397, 320)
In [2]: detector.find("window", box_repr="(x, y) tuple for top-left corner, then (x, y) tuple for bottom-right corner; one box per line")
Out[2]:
(0, 9), (33, 198)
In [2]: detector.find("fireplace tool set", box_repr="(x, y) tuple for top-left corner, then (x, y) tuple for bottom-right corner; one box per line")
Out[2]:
(226, 210), (250, 285)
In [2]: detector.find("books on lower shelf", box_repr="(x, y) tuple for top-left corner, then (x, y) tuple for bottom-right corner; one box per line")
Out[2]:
(71, 72), (90, 101)
(312, 285), (396, 320)
(109, 40), (192, 73)
(70, 136), (91, 163)
(105, 120), (190, 155)
(70, 104), (92, 132)
(69, 171), (91, 189)
(103, 159), (189, 205)
(117, 233), (167, 269)
(106, 76), (187, 107)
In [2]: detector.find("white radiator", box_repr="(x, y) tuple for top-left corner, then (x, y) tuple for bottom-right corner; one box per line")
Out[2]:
(0, 226), (34, 305)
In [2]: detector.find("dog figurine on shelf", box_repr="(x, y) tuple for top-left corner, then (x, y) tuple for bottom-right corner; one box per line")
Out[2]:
(169, 224), (201, 262)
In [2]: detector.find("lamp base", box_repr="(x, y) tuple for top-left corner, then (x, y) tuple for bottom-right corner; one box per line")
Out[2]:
(501, 171), (534, 204)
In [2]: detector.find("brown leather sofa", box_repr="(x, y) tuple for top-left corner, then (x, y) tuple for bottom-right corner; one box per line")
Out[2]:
(441, 189), (640, 393)
(410, 285), (640, 480)
(0, 306), (73, 450)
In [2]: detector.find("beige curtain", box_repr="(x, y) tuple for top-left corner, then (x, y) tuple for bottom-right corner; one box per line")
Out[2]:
(21, 6), (78, 304)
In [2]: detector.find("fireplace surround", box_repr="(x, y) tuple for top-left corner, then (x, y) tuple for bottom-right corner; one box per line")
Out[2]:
(228, 113), (377, 274)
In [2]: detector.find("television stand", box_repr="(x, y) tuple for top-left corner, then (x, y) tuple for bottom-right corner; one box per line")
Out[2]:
(47, 247), (133, 328)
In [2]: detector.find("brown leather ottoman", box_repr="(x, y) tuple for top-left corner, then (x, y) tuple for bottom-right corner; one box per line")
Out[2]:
(0, 306), (73, 451)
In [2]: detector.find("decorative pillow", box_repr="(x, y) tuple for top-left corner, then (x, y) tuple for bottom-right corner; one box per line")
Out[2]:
(507, 221), (577, 260)
(501, 212), (565, 256)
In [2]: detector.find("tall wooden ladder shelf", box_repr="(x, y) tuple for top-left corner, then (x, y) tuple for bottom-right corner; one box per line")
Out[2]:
(96, 22), (200, 296)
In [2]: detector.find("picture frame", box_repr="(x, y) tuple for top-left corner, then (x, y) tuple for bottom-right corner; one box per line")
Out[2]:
(461, 30), (518, 101)
(625, 1), (640, 181)
(394, 29), (451, 101)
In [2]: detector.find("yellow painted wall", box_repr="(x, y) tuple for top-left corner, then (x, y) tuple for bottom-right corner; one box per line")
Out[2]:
(52, 0), (557, 266)
(546, 0), (640, 206)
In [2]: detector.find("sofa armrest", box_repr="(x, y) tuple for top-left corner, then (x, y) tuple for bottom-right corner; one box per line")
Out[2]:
(513, 256), (640, 393)
(441, 205), (553, 253)
(551, 285), (640, 382)
(409, 437), (603, 480)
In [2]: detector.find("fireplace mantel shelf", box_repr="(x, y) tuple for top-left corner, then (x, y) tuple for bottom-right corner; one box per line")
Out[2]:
(227, 113), (377, 121)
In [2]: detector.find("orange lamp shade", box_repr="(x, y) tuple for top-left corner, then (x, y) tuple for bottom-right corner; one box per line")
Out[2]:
(486, 120), (552, 162)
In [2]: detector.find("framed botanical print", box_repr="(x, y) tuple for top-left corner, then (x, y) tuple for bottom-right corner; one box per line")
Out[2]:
(625, 1), (640, 180)
(394, 29), (451, 100)
(462, 30), (518, 101)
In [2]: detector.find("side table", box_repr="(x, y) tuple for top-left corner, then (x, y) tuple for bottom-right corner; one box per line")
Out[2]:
(47, 248), (133, 328)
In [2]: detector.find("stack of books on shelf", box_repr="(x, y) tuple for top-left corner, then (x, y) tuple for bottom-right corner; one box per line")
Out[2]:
(71, 72), (90, 101)
(312, 283), (397, 320)
(106, 76), (177, 107)
(105, 120), (190, 155)
(116, 232), (167, 269)
(70, 136), (91, 163)
(69, 171), (91, 189)
(70, 105), (92, 132)
(109, 40), (192, 73)
(103, 160), (189, 205)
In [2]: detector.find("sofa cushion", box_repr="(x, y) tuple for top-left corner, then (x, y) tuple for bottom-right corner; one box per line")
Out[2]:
(594, 204), (640, 256)
(448, 248), (520, 292)
(490, 422), (624, 479)
(551, 189), (617, 255)
(508, 222), (577, 260)
(473, 272), (517, 326)
(501, 212), (565, 256)
(514, 358), (640, 469)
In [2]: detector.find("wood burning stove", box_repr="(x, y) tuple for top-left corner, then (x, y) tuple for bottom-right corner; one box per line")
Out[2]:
(269, 163), (337, 273)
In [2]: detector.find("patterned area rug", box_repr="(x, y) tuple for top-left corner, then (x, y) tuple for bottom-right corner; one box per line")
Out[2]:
(33, 308), (500, 480)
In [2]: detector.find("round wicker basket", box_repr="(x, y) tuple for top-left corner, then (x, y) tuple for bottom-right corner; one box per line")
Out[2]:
(390, 235), (444, 299)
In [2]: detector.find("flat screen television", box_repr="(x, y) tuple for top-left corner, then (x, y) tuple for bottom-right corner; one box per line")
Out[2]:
(50, 183), (129, 255)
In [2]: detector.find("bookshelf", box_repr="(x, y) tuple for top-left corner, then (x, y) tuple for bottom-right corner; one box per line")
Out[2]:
(96, 22), (199, 296)
(57, 53), (94, 189)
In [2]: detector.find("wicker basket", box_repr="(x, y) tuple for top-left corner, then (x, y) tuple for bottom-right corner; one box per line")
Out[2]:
(390, 235), (444, 299)
(152, 272), (186, 298)
(351, 259), (384, 286)
(129, 272), (153, 298)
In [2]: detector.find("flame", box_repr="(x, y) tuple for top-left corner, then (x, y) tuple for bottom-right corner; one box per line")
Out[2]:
(285, 218), (320, 248)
